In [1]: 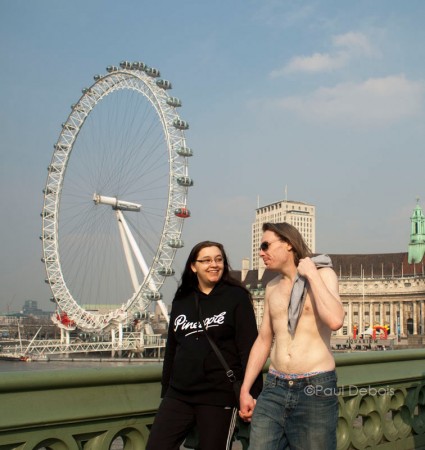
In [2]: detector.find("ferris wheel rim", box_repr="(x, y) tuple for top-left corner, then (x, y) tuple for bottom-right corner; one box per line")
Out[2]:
(41, 62), (193, 332)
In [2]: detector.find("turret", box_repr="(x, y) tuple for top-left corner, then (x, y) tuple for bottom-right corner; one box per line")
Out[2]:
(408, 198), (425, 263)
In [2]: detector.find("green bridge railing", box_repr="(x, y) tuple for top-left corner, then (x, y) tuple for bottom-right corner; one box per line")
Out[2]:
(0, 349), (424, 450)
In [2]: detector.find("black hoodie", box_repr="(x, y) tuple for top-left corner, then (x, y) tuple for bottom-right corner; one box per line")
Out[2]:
(161, 281), (263, 406)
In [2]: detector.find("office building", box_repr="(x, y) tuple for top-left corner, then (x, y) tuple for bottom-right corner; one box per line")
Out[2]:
(252, 199), (316, 269)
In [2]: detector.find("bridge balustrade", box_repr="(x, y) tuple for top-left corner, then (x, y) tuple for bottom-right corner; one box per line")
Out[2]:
(0, 349), (424, 450)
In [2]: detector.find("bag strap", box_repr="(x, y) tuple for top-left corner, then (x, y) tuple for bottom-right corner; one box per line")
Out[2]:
(195, 293), (236, 383)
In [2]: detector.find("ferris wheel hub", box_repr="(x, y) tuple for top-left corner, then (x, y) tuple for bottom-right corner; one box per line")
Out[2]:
(93, 193), (141, 212)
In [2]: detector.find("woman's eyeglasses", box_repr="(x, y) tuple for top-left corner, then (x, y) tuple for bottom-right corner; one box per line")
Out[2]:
(259, 240), (282, 251)
(195, 256), (224, 265)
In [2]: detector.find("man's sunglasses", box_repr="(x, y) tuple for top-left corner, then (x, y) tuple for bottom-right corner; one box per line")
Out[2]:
(259, 239), (282, 251)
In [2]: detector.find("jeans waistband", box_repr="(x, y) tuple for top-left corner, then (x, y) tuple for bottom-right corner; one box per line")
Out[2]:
(266, 369), (337, 388)
(269, 368), (328, 380)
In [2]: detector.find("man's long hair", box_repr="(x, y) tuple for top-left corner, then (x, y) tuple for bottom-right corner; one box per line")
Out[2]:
(262, 222), (312, 266)
(174, 240), (249, 300)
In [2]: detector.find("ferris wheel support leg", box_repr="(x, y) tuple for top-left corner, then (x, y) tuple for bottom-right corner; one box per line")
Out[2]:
(60, 328), (71, 357)
(110, 325), (124, 358)
(60, 328), (71, 346)
(116, 210), (157, 292)
(141, 334), (145, 358)
(111, 328), (115, 357)
(66, 330), (70, 356)
(118, 322), (123, 357)
(116, 211), (140, 292)
(157, 300), (170, 325)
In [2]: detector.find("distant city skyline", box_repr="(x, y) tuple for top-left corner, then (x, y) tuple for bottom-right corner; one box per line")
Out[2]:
(2, 199), (421, 316)
(1, 1), (424, 311)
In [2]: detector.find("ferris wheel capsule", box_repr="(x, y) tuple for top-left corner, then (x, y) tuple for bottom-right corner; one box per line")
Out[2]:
(173, 119), (189, 130)
(157, 267), (175, 276)
(167, 238), (184, 248)
(145, 66), (161, 77)
(167, 97), (182, 107)
(131, 61), (146, 70)
(177, 176), (194, 187)
(144, 291), (163, 301)
(120, 61), (132, 69)
(156, 79), (172, 90)
(174, 207), (191, 218)
(176, 146), (193, 157)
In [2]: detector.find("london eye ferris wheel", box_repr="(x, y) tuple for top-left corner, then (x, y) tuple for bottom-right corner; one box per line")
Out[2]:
(41, 61), (193, 333)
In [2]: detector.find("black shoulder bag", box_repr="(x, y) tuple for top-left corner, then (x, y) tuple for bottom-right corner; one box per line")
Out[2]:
(195, 293), (242, 408)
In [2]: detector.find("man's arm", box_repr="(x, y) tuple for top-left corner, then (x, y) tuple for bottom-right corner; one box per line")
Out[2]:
(298, 257), (344, 330)
(239, 289), (273, 421)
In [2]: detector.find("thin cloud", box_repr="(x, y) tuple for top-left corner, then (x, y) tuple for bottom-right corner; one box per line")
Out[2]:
(271, 52), (348, 77)
(274, 75), (425, 126)
(332, 31), (376, 57)
(271, 31), (377, 76)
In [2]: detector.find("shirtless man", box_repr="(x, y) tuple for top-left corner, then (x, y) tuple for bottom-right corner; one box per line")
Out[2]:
(239, 222), (344, 450)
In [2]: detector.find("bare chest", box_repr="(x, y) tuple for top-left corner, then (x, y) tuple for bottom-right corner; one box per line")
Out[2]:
(268, 284), (314, 324)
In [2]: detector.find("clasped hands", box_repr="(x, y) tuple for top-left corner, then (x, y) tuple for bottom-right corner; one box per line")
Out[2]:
(238, 391), (256, 422)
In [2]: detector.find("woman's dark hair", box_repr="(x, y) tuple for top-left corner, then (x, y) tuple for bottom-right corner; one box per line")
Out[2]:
(174, 240), (250, 300)
(262, 222), (312, 266)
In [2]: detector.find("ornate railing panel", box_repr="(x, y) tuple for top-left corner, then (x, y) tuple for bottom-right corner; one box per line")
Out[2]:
(336, 349), (425, 450)
(0, 349), (424, 449)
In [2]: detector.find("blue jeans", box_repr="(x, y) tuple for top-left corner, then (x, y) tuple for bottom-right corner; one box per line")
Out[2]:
(248, 370), (338, 450)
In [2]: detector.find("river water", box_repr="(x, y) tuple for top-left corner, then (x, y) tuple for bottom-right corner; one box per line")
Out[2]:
(0, 358), (154, 372)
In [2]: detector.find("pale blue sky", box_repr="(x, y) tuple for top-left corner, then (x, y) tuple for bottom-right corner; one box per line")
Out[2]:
(1, 0), (424, 311)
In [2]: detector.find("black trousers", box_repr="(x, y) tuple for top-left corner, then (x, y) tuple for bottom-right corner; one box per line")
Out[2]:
(146, 396), (238, 450)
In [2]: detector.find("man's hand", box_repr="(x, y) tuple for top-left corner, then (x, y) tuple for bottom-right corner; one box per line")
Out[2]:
(238, 390), (256, 422)
(297, 257), (317, 279)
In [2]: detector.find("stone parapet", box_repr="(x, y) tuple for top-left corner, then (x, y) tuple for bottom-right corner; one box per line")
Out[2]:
(0, 350), (425, 449)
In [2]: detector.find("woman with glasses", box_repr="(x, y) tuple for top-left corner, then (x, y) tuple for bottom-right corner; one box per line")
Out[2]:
(146, 240), (263, 450)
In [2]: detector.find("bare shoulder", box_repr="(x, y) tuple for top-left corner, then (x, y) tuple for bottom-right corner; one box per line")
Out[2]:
(318, 266), (338, 282)
(266, 274), (282, 289)
(317, 267), (340, 296)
